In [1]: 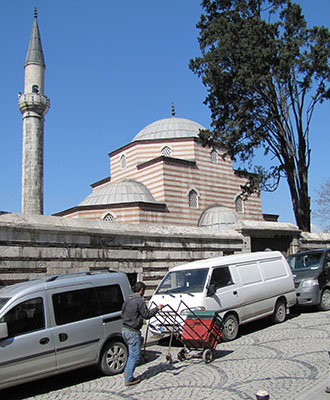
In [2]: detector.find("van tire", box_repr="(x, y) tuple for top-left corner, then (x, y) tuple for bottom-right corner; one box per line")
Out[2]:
(99, 340), (128, 375)
(318, 288), (330, 311)
(272, 299), (286, 324)
(222, 314), (239, 341)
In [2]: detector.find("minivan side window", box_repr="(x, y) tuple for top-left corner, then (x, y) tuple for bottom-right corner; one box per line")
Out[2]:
(96, 284), (124, 314)
(0, 297), (45, 337)
(210, 267), (233, 290)
(53, 288), (98, 325)
(52, 284), (125, 325)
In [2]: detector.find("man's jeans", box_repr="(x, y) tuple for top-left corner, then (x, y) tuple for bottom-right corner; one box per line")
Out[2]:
(122, 329), (141, 382)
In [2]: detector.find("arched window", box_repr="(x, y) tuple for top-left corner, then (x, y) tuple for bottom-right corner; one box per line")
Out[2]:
(210, 149), (218, 163)
(189, 189), (198, 208)
(103, 213), (115, 222)
(235, 196), (244, 213)
(32, 85), (39, 94)
(120, 154), (126, 169)
(161, 146), (172, 157)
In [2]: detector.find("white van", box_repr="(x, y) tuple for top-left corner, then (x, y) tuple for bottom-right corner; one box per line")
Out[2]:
(149, 251), (296, 341)
(0, 270), (132, 390)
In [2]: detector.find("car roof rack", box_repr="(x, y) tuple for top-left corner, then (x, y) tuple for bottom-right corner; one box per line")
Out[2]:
(45, 269), (117, 282)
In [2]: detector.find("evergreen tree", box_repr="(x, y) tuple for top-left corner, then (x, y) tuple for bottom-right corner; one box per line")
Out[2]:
(190, 0), (330, 232)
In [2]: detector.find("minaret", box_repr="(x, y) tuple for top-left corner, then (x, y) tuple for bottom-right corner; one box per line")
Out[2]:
(19, 8), (49, 214)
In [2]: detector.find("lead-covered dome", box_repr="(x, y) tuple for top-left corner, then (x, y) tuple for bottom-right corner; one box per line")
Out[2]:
(79, 180), (156, 206)
(198, 206), (241, 228)
(132, 116), (205, 142)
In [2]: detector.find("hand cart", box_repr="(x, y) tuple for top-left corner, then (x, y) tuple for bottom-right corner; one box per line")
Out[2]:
(145, 300), (223, 364)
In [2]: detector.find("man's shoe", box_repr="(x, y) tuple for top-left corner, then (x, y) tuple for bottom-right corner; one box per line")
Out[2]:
(325, 386), (330, 394)
(125, 378), (141, 386)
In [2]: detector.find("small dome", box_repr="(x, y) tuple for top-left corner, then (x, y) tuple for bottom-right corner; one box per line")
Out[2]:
(79, 180), (156, 206)
(132, 116), (205, 142)
(198, 206), (240, 228)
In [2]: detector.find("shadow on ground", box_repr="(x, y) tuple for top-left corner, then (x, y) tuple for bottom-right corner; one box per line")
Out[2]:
(1, 349), (162, 400)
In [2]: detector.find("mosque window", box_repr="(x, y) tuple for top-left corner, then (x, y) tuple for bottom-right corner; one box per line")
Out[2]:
(210, 149), (218, 163)
(235, 196), (244, 213)
(189, 189), (198, 208)
(103, 213), (115, 222)
(120, 154), (126, 169)
(161, 146), (172, 157)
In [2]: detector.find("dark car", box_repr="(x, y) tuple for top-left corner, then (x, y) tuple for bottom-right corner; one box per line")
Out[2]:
(287, 248), (330, 310)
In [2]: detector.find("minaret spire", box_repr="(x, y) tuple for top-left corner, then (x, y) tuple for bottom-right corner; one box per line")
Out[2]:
(19, 9), (50, 215)
(25, 7), (45, 67)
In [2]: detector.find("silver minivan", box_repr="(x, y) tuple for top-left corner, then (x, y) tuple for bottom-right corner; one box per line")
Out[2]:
(0, 270), (132, 390)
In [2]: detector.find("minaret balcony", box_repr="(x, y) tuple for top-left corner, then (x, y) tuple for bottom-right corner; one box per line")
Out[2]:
(18, 93), (50, 115)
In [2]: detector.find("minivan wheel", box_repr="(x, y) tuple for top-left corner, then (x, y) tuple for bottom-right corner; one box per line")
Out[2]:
(272, 300), (286, 324)
(318, 289), (330, 311)
(222, 314), (239, 342)
(99, 341), (128, 375)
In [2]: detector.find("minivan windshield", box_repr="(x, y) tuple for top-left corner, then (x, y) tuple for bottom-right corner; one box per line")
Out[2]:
(287, 252), (324, 271)
(0, 298), (10, 312)
(155, 268), (208, 294)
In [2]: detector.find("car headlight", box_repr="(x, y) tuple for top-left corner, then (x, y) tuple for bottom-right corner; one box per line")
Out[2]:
(180, 306), (206, 316)
(301, 279), (319, 287)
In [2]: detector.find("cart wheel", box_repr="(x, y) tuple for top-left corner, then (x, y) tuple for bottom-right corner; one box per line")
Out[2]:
(202, 349), (213, 364)
(177, 349), (187, 361)
(166, 354), (173, 364)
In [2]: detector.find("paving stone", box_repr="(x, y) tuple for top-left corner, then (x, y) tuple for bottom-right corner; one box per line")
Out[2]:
(4, 309), (330, 400)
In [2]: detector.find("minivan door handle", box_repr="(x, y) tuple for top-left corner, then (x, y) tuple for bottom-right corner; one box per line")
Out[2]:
(59, 333), (68, 342)
(39, 337), (50, 345)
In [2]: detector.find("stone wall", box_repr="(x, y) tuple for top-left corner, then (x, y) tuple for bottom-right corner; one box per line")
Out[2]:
(299, 231), (330, 251)
(1, 214), (329, 297)
(0, 214), (243, 297)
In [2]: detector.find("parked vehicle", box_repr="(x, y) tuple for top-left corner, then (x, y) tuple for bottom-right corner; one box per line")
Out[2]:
(149, 251), (296, 341)
(287, 248), (330, 310)
(0, 270), (132, 390)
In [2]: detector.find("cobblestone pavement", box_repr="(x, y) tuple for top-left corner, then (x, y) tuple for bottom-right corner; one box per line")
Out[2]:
(3, 308), (330, 400)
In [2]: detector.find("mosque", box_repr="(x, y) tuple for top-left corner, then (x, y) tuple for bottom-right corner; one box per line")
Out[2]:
(54, 103), (275, 228)
(21, 10), (277, 231)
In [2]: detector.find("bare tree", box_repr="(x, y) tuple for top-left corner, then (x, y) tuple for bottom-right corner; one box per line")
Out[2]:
(313, 178), (330, 232)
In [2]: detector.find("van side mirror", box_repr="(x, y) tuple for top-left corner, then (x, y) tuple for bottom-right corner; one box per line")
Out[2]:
(207, 284), (216, 297)
(0, 322), (8, 339)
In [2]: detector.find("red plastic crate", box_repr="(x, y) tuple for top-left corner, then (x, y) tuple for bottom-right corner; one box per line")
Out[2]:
(181, 318), (222, 349)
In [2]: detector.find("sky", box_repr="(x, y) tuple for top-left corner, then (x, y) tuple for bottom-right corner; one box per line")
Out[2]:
(0, 0), (329, 231)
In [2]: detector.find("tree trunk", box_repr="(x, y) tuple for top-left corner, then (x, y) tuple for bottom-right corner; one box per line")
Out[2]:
(285, 164), (311, 232)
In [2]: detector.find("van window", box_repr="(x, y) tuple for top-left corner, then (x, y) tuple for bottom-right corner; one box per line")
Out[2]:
(210, 267), (233, 290)
(0, 297), (45, 337)
(156, 268), (208, 294)
(53, 288), (98, 325)
(237, 263), (262, 285)
(96, 284), (124, 314)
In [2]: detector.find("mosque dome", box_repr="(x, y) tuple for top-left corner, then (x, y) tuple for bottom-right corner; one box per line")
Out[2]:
(198, 205), (241, 228)
(132, 116), (205, 142)
(79, 180), (156, 206)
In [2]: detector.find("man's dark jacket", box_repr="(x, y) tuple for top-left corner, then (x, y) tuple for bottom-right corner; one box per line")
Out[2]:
(121, 293), (158, 332)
